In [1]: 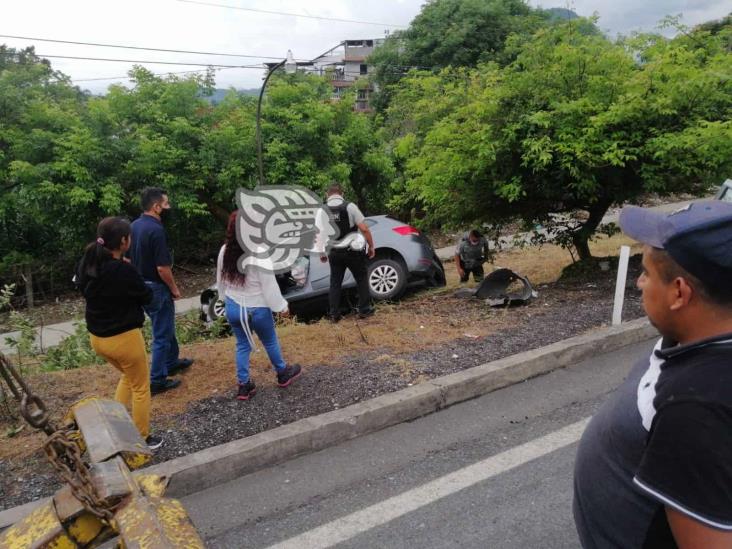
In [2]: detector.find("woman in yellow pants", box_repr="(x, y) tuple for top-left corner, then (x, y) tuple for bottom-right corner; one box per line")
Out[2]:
(77, 217), (162, 449)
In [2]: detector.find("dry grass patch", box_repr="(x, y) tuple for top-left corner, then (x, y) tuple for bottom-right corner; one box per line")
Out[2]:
(487, 233), (642, 285)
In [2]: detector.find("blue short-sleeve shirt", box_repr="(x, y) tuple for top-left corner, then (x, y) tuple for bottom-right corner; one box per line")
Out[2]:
(129, 214), (172, 283)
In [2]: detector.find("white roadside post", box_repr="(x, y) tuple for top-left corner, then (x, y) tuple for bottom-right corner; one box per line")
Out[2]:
(612, 245), (631, 325)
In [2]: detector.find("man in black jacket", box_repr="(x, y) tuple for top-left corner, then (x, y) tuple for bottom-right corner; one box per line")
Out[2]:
(573, 201), (732, 548)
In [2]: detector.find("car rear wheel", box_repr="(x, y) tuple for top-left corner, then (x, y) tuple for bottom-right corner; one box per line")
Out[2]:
(368, 258), (407, 301)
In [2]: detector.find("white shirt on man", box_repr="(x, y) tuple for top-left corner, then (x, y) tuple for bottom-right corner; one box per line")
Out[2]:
(312, 194), (365, 254)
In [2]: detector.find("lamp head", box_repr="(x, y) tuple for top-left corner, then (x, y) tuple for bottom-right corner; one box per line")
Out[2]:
(285, 50), (297, 74)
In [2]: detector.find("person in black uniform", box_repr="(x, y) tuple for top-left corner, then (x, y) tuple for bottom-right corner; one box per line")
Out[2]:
(454, 229), (493, 283)
(315, 183), (375, 322)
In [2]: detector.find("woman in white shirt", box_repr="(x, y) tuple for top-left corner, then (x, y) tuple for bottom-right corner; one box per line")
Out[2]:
(217, 212), (302, 400)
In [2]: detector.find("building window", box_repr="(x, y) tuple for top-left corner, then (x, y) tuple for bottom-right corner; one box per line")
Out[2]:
(357, 89), (367, 100)
(360, 64), (368, 75)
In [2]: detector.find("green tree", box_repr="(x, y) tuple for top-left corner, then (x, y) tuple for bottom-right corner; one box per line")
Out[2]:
(379, 67), (477, 219)
(391, 22), (732, 259)
(0, 46), (90, 286)
(369, 0), (558, 111)
(257, 73), (394, 213)
(0, 51), (397, 291)
(332, 102), (395, 213)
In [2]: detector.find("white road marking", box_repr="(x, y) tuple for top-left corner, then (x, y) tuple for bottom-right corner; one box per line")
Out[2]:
(265, 417), (590, 549)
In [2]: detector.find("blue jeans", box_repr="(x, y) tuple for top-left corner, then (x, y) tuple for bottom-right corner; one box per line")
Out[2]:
(143, 282), (180, 385)
(224, 298), (286, 384)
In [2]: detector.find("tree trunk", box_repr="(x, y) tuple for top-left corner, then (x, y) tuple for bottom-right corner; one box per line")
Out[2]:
(197, 191), (231, 225)
(571, 199), (613, 261)
(22, 265), (34, 309)
(352, 183), (368, 214)
(207, 202), (231, 225)
(572, 236), (592, 262)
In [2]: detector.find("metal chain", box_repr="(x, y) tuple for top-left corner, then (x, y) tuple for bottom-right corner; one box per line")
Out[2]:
(0, 354), (54, 434)
(44, 431), (117, 521)
(0, 352), (117, 521)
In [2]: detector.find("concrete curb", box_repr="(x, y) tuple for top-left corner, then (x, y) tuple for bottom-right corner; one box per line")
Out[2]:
(0, 318), (656, 528)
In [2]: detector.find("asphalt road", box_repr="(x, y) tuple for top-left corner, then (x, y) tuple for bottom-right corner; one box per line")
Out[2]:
(182, 336), (657, 549)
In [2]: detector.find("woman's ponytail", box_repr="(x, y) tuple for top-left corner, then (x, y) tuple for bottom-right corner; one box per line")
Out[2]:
(77, 217), (131, 289)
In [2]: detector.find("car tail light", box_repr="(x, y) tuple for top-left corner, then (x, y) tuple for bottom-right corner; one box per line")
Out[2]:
(392, 225), (420, 236)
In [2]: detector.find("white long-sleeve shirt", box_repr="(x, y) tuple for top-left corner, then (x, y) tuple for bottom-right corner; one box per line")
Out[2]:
(216, 245), (288, 313)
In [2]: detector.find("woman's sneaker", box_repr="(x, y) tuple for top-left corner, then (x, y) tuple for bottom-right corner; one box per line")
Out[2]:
(146, 434), (164, 450)
(277, 364), (302, 388)
(237, 380), (257, 400)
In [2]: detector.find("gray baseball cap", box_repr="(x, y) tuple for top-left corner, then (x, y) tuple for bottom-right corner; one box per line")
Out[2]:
(619, 200), (732, 293)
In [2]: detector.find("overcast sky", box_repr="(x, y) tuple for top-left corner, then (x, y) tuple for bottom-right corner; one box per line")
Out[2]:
(2, 0), (729, 93)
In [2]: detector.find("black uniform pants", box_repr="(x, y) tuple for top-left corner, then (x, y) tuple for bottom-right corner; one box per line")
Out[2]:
(459, 259), (484, 283)
(328, 249), (371, 316)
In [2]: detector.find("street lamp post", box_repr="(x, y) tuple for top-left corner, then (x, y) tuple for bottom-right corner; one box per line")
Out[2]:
(256, 50), (297, 187)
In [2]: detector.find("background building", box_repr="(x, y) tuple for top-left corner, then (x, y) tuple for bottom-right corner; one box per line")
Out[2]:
(310, 38), (385, 112)
(263, 38), (384, 111)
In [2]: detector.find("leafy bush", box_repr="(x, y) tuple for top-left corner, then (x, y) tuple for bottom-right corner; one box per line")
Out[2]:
(141, 311), (229, 352)
(1, 284), (37, 368)
(1, 284), (228, 372)
(41, 321), (104, 371)
(171, 311), (229, 346)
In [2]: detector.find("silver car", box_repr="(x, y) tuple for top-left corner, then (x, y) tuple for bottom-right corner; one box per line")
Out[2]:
(201, 215), (446, 321)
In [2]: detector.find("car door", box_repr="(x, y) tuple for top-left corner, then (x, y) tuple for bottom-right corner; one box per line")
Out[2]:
(308, 251), (355, 292)
(308, 251), (331, 291)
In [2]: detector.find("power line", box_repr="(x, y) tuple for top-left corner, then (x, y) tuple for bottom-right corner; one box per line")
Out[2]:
(176, 0), (407, 28)
(2, 51), (427, 82)
(70, 66), (246, 83)
(0, 33), (303, 61)
(1, 52), (258, 68)
(1, 50), (432, 81)
(0, 35), (425, 76)
(69, 66), (399, 83)
(2, 51), (426, 74)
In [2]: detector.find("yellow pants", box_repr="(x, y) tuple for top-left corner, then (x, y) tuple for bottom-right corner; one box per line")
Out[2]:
(90, 328), (150, 438)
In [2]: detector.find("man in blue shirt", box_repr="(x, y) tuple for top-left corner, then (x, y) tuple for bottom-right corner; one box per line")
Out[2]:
(129, 188), (193, 394)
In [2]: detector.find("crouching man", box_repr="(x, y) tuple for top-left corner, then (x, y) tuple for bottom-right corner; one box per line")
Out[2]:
(454, 229), (492, 283)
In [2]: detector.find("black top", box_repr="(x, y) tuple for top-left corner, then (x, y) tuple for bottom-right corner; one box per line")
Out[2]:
(129, 214), (172, 283)
(326, 201), (356, 240)
(573, 333), (732, 548)
(81, 259), (152, 337)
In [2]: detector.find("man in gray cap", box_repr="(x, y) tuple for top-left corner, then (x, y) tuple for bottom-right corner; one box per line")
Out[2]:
(573, 200), (732, 548)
